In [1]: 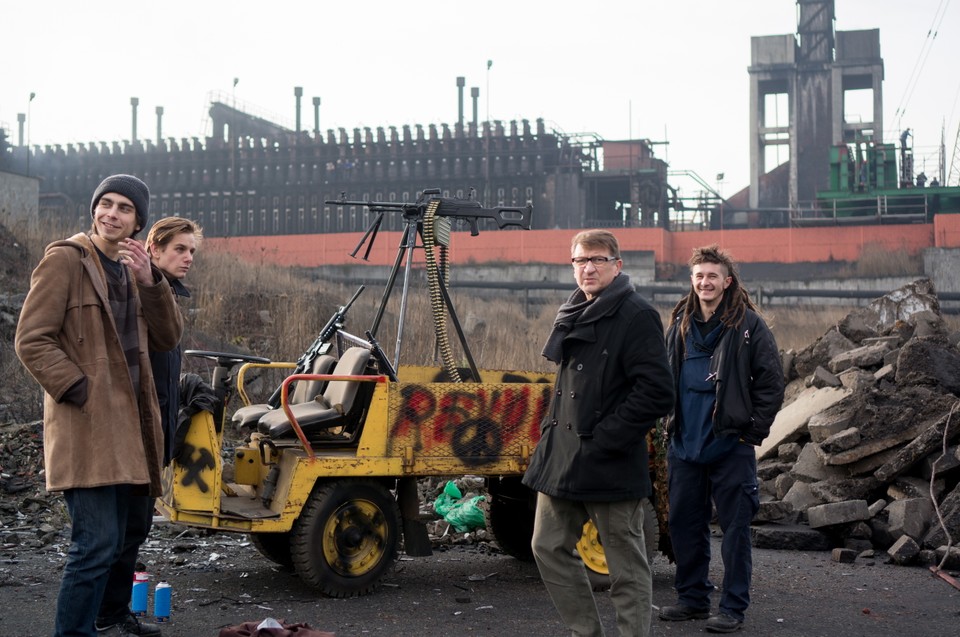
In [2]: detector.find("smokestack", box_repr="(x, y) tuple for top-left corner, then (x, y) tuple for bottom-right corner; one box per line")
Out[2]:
(312, 97), (321, 136)
(130, 97), (139, 142)
(470, 87), (480, 131)
(294, 86), (303, 134)
(17, 113), (25, 146)
(155, 106), (164, 145)
(457, 76), (465, 128)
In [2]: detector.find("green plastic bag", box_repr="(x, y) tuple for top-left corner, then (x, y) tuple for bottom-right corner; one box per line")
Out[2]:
(444, 494), (486, 532)
(433, 480), (463, 517)
(432, 480), (486, 532)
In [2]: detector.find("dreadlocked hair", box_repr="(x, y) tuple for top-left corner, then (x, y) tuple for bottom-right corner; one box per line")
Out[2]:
(669, 244), (759, 355)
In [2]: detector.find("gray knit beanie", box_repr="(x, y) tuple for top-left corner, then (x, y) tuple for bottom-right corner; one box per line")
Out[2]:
(90, 174), (150, 235)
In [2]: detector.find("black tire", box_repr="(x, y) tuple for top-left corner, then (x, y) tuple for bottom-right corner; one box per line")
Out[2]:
(488, 477), (536, 562)
(577, 497), (659, 592)
(291, 480), (401, 598)
(249, 531), (293, 568)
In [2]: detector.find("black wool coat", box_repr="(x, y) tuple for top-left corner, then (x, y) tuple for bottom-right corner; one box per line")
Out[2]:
(523, 291), (674, 502)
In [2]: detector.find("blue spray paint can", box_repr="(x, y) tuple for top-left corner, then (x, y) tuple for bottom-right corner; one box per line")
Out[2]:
(154, 581), (172, 622)
(131, 572), (149, 617)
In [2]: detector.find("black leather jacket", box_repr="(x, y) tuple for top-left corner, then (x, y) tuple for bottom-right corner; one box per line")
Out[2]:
(665, 307), (784, 445)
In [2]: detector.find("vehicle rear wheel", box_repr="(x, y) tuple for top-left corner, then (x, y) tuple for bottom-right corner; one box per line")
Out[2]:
(576, 497), (659, 591)
(291, 479), (401, 597)
(249, 531), (293, 568)
(488, 477), (535, 562)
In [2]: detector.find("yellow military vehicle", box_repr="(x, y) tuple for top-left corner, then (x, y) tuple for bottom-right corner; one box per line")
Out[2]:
(157, 189), (669, 597)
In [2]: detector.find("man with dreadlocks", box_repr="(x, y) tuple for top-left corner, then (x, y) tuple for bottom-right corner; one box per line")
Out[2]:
(658, 245), (784, 634)
(524, 229), (674, 637)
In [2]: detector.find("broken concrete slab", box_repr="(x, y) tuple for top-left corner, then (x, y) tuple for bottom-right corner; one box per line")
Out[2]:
(920, 445), (960, 479)
(809, 477), (879, 504)
(818, 386), (955, 467)
(792, 443), (848, 482)
(887, 476), (941, 502)
(828, 341), (893, 374)
(861, 336), (900, 349)
(794, 329), (858, 379)
(755, 500), (796, 524)
(750, 523), (832, 551)
(810, 366), (842, 389)
(910, 309), (948, 339)
(867, 499), (887, 517)
(775, 473), (796, 500)
(894, 336), (960, 394)
(869, 278), (941, 332)
(882, 349), (899, 366)
(874, 406), (960, 482)
(777, 442), (802, 462)
(887, 534), (920, 565)
(831, 547), (857, 563)
(758, 386), (850, 460)
(842, 447), (899, 477)
(922, 482), (960, 548)
(782, 480), (823, 514)
(873, 363), (895, 382)
(807, 500), (870, 528)
(836, 368), (877, 393)
(820, 427), (861, 453)
(808, 409), (854, 443)
(837, 308), (881, 343)
(886, 497), (933, 540)
(757, 459), (794, 481)
(933, 545), (960, 570)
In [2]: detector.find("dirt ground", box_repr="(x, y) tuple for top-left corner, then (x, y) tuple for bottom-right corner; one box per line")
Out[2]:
(1, 520), (958, 637)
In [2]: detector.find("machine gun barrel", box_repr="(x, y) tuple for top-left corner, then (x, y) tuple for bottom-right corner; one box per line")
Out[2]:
(325, 188), (532, 235)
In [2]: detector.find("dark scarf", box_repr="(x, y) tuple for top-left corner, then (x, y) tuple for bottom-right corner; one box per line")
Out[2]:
(541, 273), (632, 363)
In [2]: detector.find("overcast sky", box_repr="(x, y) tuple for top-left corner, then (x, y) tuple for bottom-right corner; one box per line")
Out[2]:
(2, 1), (957, 196)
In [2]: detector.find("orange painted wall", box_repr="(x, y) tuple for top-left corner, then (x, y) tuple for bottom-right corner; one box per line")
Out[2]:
(934, 214), (960, 248)
(204, 218), (953, 268)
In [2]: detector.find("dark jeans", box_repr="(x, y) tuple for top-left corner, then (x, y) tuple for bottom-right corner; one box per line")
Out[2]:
(667, 444), (759, 621)
(97, 495), (155, 626)
(55, 485), (132, 637)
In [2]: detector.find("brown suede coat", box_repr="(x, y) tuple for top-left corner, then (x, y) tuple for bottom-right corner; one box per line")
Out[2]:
(15, 232), (183, 495)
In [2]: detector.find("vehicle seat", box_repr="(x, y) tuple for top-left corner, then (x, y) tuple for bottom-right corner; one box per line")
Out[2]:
(232, 354), (337, 432)
(257, 347), (372, 439)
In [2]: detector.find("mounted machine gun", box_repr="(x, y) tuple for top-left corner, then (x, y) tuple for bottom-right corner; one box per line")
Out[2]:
(328, 188), (532, 383)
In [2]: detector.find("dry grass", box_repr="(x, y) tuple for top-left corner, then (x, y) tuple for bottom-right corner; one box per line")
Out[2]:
(846, 243), (924, 277)
(186, 253), (865, 371)
(762, 306), (851, 352)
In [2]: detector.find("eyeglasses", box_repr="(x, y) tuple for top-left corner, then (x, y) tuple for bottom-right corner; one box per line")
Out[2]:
(571, 256), (619, 267)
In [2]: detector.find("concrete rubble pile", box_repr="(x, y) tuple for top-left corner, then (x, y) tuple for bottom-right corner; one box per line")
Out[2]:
(0, 421), (64, 551)
(754, 278), (960, 568)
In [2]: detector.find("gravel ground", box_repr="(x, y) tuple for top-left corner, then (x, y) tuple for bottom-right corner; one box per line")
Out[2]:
(1, 520), (959, 637)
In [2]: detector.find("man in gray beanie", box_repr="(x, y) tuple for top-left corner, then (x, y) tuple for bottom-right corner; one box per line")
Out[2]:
(90, 174), (151, 237)
(16, 173), (181, 636)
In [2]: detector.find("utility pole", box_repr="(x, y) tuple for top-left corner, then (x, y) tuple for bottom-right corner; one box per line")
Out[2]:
(26, 92), (35, 177)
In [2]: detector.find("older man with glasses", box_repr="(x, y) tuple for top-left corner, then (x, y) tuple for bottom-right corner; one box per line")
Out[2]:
(523, 229), (674, 637)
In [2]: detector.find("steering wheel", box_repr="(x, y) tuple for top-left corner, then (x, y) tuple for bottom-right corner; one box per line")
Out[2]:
(185, 350), (272, 370)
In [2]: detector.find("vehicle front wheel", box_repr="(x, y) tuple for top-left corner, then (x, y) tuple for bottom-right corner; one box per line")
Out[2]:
(291, 479), (401, 597)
